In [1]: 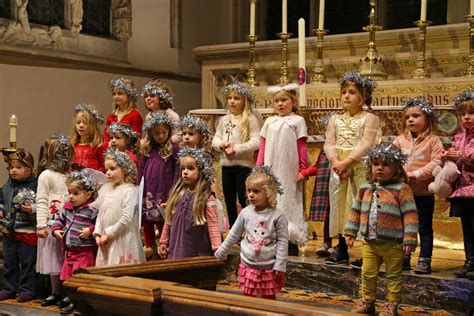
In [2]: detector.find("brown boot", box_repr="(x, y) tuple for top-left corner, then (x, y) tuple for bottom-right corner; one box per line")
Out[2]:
(351, 299), (375, 314)
(378, 302), (399, 316)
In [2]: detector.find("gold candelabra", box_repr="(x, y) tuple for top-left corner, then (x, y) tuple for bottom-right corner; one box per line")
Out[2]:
(359, 0), (386, 79)
(411, 19), (433, 79)
(277, 32), (291, 85)
(312, 29), (328, 83)
(246, 35), (258, 86)
(464, 15), (474, 77)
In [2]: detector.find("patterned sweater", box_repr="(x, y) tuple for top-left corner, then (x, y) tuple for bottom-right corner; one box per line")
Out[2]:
(344, 181), (418, 246)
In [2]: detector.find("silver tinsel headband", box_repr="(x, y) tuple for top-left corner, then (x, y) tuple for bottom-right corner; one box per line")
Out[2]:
(340, 71), (377, 95)
(365, 143), (408, 167)
(250, 166), (284, 195)
(104, 148), (137, 179)
(109, 78), (138, 101)
(402, 97), (437, 118)
(177, 115), (211, 138)
(41, 133), (71, 171)
(178, 147), (214, 185)
(319, 113), (336, 129)
(66, 170), (98, 192)
(75, 104), (105, 124)
(141, 84), (174, 109)
(454, 89), (474, 113)
(107, 122), (138, 140)
(267, 83), (299, 95)
(142, 113), (174, 134)
(223, 82), (256, 104)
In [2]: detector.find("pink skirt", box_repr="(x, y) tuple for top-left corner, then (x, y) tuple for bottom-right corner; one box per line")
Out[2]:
(60, 247), (97, 281)
(237, 263), (285, 296)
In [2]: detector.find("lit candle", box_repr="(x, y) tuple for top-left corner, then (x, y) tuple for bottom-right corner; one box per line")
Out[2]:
(298, 18), (306, 107)
(318, 0), (325, 30)
(250, 0), (256, 36)
(9, 114), (17, 145)
(420, 0), (427, 21)
(282, 0), (287, 33)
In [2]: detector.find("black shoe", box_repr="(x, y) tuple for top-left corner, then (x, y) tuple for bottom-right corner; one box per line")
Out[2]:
(60, 303), (75, 314)
(288, 243), (299, 256)
(57, 297), (71, 308)
(41, 295), (59, 307)
(350, 258), (363, 268)
(325, 254), (349, 265)
(0, 292), (16, 301)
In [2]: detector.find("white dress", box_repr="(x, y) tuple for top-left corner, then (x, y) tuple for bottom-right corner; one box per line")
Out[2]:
(260, 114), (308, 245)
(92, 183), (145, 266)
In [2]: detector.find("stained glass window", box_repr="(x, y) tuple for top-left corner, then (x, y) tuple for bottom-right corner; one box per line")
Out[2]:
(27, 0), (64, 28)
(82, 0), (110, 37)
(0, 0), (11, 19)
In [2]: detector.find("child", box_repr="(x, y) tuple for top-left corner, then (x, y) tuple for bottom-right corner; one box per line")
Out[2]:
(105, 77), (143, 142)
(93, 148), (145, 266)
(51, 170), (98, 314)
(36, 133), (75, 307)
(0, 151), (38, 302)
(139, 113), (180, 257)
(345, 143), (418, 315)
(142, 78), (180, 143)
(179, 114), (212, 154)
(215, 166), (288, 300)
(394, 97), (443, 273)
(212, 82), (261, 229)
(158, 147), (221, 259)
(447, 90), (474, 279)
(257, 83), (308, 255)
(71, 104), (106, 172)
(324, 72), (380, 264)
(107, 122), (139, 166)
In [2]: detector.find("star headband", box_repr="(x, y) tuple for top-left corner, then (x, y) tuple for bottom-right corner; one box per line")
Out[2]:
(178, 147), (214, 185)
(340, 71), (377, 95)
(142, 113), (174, 134)
(67, 170), (99, 192)
(365, 143), (408, 167)
(107, 122), (138, 140)
(109, 78), (138, 101)
(250, 165), (284, 195)
(402, 97), (437, 118)
(177, 115), (211, 138)
(141, 84), (174, 109)
(75, 104), (105, 124)
(454, 89), (474, 113)
(104, 148), (137, 179)
(223, 82), (256, 104)
(41, 133), (71, 171)
(267, 83), (299, 95)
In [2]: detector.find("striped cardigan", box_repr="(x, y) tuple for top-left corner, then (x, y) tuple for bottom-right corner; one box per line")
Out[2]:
(344, 181), (418, 246)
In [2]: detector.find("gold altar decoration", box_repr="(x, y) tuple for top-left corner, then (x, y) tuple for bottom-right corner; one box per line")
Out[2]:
(278, 32), (291, 85)
(465, 15), (474, 76)
(311, 29), (328, 83)
(411, 19), (433, 79)
(246, 34), (258, 87)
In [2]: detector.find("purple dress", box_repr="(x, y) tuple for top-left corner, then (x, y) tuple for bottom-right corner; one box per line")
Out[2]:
(168, 191), (213, 259)
(138, 143), (180, 222)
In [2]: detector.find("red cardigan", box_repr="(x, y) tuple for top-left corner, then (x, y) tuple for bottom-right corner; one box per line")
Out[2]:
(104, 109), (143, 142)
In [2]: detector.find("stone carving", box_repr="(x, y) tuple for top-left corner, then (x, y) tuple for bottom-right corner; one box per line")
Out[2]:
(65, 0), (83, 33)
(111, 0), (132, 42)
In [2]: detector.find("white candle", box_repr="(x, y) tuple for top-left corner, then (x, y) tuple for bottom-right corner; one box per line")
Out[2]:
(471, 0), (474, 15)
(318, 0), (325, 30)
(421, 0), (427, 21)
(250, 0), (256, 36)
(298, 18), (306, 107)
(282, 0), (287, 33)
(9, 115), (17, 144)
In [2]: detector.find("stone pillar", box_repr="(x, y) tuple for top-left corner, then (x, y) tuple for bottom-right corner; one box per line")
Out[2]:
(64, 0), (83, 34)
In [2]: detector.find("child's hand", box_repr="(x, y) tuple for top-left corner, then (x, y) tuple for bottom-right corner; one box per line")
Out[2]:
(406, 171), (416, 182)
(159, 203), (167, 209)
(158, 244), (168, 259)
(79, 227), (91, 238)
(99, 235), (109, 247)
(53, 230), (64, 239)
(332, 160), (348, 176)
(274, 270), (285, 278)
(345, 236), (355, 248)
(95, 235), (102, 246)
(224, 145), (236, 156)
(445, 149), (461, 162)
(20, 204), (33, 213)
(297, 172), (307, 182)
(36, 228), (48, 238)
(339, 170), (350, 180)
(402, 245), (416, 255)
(220, 141), (231, 150)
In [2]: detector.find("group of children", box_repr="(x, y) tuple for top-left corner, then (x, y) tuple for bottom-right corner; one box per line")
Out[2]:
(0, 73), (472, 316)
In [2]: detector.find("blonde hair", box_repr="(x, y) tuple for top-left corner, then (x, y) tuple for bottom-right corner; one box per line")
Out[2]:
(71, 108), (104, 149)
(104, 156), (136, 184)
(245, 172), (278, 209)
(112, 78), (137, 113)
(180, 126), (212, 154)
(141, 123), (174, 160)
(402, 105), (439, 136)
(458, 99), (474, 116)
(272, 90), (299, 114)
(227, 91), (257, 143)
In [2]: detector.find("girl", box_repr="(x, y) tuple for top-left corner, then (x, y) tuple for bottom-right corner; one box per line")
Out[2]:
(139, 113), (180, 257)
(447, 90), (474, 279)
(0, 151), (37, 303)
(179, 114), (212, 154)
(158, 147), (221, 259)
(107, 122), (139, 167)
(257, 83), (308, 255)
(213, 82), (261, 229)
(215, 166), (288, 300)
(92, 148), (145, 266)
(324, 72), (380, 264)
(105, 77), (143, 142)
(36, 133), (75, 307)
(394, 97), (443, 274)
(51, 170), (98, 314)
(345, 143), (418, 316)
(142, 78), (180, 143)
(71, 104), (106, 172)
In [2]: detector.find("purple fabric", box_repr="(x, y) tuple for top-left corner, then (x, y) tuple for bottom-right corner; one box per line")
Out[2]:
(167, 191), (212, 259)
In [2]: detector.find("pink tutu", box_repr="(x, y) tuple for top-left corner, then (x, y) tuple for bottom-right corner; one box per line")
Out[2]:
(237, 263), (285, 296)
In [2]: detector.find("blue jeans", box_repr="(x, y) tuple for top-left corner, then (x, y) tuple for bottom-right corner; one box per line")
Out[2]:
(414, 196), (435, 259)
(2, 236), (37, 296)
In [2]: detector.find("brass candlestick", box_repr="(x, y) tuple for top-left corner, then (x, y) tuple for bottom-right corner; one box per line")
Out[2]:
(277, 32), (292, 85)
(246, 35), (258, 87)
(464, 15), (474, 77)
(359, 0), (386, 79)
(312, 28), (328, 83)
(411, 19), (433, 79)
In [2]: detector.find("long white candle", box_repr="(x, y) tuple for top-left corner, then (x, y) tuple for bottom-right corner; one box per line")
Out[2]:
(250, 0), (256, 36)
(318, 0), (325, 30)
(298, 18), (306, 107)
(282, 0), (287, 33)
(9, 115), (17, 144)
(421, 0), (427, 21)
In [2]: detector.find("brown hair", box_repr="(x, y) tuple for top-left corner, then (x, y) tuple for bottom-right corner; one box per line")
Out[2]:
(144, 78), (174, 110)
(5, 151), (35, 177)
(402, 105), (439, 136)
(140, 123), (173, 160)
(340, 80), (374, 109)
(39, 137), (74, 174)
(365, 159), (408, 184)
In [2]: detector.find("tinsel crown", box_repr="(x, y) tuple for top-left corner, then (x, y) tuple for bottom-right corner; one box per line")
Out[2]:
(402, 97), (437, 118)
(104, 148), (137, 180)
(365, 143), (408, 167)
(75, 104), (105, 124)
(177, 115), (211, 138)
(141, 84), (174, 109)
(178, 147), (214, 185)
(109, 78), (138, 101)
(454, 89), (474, 113)
(142, 113), (174, 134)
(250, 165), (284, 195)
(67, 170), (99, 192)
(340, 71), (377, 94)
(223, 82), (256, 104)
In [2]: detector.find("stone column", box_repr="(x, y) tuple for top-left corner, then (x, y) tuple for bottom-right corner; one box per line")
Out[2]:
(64, 0), (83, 33)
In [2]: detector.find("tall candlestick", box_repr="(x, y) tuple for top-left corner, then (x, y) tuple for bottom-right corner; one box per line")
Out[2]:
(318, 0), (325, 30)
(298, 18), (306, 107)
(421, 0), (427, 21)
(282, 0), (287, 33)
(250, 0), (256, 36)
(9, 115), (17, 146)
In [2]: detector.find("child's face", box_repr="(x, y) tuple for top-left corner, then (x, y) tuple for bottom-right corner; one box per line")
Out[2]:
(105, 159), (125, 187)
(180, 157), (200, 189)
(371, 158), (397, 183)
(181, 128), (201, 148)
(9, 160), (31, 181)
(227, 92), (245, 115)
(112, 88), (129, 109)
(75, 115), (90, 140)
(404, 106), (427, 135)
(109, 132), (130, 152)
(460, 104), (474, 129)
(68, 185), (92, 207)
(340, 82), (365, 113)
(273, 91), (295, 117)
(246, 181), (268, 211)
(151, 124), (170, 145)
(144, 94), (161, 112)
